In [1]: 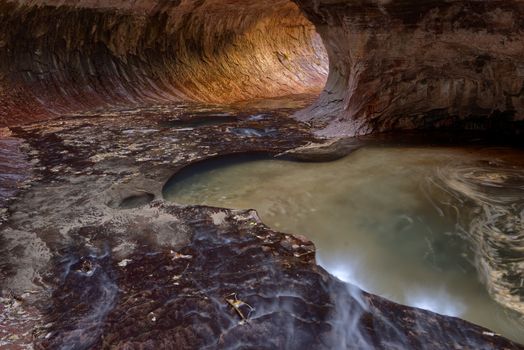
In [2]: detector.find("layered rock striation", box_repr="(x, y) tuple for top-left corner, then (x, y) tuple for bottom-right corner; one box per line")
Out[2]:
(0, 0), (328, 125)
(2, 0), (524, 135)
(296, 0), (524, 135)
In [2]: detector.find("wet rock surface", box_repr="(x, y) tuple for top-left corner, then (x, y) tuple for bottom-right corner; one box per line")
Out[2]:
(276, 137), (363, 162)
(1, 0), (524, 346)
(0, 99), (522, 348)
(37, 206), (524, 349)
(0, 128), (30, 218)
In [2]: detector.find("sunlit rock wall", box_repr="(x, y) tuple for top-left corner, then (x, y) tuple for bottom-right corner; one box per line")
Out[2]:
(0, 0), (328, 125)
(295, 0), (524, 136)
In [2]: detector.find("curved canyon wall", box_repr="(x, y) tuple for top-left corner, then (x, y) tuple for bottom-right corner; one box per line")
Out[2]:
(296, 0), (524, 136)
(0, 0), (328, 126)
(1, 0), (524, 131)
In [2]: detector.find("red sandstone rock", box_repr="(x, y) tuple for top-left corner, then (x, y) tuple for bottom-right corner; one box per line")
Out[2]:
(0, 0), (328, 125)
(295, 0), (524, 136)
(2, 0), (523, 135)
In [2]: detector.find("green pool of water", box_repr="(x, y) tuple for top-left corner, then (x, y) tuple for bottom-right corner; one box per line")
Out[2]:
(163, 145), (524, 343)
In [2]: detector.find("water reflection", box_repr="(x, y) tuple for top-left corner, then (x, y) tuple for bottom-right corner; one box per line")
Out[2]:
(163, 145), (524, 343)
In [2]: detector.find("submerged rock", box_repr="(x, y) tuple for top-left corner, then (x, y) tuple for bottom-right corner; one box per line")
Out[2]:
(433, 161), (524, 316)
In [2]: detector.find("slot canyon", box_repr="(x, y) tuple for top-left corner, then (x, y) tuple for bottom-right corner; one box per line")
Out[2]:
(0, 0), (523, 349)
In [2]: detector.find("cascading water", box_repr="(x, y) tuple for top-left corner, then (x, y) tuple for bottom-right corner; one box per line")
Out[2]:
(163, 143), (524, 343)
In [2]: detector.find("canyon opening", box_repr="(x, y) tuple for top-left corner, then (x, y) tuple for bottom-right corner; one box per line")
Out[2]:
(1, 1), (524, 350)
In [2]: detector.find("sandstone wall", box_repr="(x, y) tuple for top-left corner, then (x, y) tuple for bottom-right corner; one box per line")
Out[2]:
(295, 0), (524, 136)
(1, 0), (523, 135)
(0, 0), (328, 125)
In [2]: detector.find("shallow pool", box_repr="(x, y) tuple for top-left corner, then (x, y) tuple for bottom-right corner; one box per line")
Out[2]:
(163, 145), (524, 343)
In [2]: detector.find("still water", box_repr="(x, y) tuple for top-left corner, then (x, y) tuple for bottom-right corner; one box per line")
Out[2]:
(163, 145), (524, 343)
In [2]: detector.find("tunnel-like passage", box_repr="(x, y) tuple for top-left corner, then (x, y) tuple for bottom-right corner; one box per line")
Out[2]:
(2, 2), (524, 347)
(0, 0), (328, 126)
(295, 0), (524, 136)
(2, 0), (524, 136)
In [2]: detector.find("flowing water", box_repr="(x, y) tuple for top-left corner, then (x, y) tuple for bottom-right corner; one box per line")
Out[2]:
(163, 144), (524, 343)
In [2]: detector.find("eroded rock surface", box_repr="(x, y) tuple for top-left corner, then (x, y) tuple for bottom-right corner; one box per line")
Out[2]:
(1, 0), (524, 348)
(0, 0), (328, 125)
(38, 205), (524, 349)
(295, 0), (524, 136)
(1, 0), (523, 134)
(0, 128), (30, 213)
(0, 99), (522, 348)
(433, 161), (524, 316)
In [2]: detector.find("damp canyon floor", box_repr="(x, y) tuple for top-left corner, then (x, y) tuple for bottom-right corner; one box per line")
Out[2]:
(1, 97), (524, 348)
(164, 145), (524, 343)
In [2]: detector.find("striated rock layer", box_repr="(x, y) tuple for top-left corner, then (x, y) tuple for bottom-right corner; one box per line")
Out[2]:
(296, 0), (524, 136)
(1, 0), (524, 135)
(0, 0), (328, 125)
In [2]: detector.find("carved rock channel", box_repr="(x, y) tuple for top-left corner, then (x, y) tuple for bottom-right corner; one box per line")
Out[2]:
(0, 0), (523, 348)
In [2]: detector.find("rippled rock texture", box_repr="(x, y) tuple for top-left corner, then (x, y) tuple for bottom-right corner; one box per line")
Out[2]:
(433, 162), (524, 316)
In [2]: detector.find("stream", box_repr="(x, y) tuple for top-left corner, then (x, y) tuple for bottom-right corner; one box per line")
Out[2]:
(164, 143), (524, 343)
